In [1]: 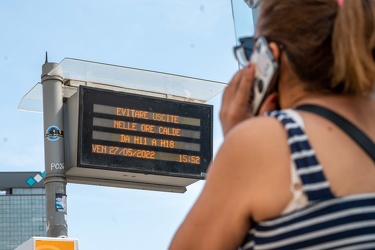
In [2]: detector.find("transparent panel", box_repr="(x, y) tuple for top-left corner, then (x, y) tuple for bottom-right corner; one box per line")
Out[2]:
(17, 83), (43, 113)
(52, 58), (226, 101)
(19, 58), (227, 113)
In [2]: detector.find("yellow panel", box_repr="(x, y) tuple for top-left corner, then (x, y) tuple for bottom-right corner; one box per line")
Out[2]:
(35, 240), (75, 250)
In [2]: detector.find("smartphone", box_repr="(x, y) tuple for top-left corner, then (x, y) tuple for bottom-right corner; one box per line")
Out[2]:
(249, 36), (279, 115)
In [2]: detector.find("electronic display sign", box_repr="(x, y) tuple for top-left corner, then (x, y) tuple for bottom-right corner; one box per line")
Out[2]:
(77, 86), (213, 179)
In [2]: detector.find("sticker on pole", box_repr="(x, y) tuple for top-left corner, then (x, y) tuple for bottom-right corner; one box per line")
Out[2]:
(45, 125), (64, 141)
(55, 193), (67, 212)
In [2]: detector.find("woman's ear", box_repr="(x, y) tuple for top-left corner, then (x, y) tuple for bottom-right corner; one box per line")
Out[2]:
(268, 42), (281, 62)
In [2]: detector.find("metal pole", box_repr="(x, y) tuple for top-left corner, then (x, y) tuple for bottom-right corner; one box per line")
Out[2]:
(244, 0), (260, 28)
(41, 56), (67, 238)
(252, 8), (259, 28)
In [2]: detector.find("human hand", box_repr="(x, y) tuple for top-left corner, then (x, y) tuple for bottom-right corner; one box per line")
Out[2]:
(220, 65), (255, 137)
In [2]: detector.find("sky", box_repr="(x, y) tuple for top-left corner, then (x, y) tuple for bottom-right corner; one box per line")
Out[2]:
(0, 1), (254, 249)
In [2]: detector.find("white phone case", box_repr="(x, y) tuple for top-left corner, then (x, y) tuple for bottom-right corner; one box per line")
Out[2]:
(250, 36), (278, 115)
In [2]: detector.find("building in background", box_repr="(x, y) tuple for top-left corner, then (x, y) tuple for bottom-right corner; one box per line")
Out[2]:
(0, 172), (46, 250)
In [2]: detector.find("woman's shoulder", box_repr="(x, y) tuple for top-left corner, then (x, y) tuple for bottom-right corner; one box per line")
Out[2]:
(210, 115), (294, 220)
(219, 114), (291, 176)
(224, 114), (288, 148)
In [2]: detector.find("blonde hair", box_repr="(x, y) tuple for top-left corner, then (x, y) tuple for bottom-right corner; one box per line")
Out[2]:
(257, 0), (375, 95)
(333, 0), (375, 94)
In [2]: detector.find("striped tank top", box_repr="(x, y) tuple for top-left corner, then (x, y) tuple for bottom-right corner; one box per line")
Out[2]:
(241, 110), (375, 250)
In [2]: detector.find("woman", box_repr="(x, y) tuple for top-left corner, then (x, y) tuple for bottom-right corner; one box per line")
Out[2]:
(169, 0), (375, 249)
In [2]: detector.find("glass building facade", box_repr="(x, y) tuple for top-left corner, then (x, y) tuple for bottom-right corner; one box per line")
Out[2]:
(0, 172), (46, 250)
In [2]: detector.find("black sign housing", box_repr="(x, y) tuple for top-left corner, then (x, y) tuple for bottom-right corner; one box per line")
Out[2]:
(78, 86), (213, 179)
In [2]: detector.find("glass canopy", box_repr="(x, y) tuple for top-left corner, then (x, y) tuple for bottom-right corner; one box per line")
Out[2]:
(19, 58), (227, 113)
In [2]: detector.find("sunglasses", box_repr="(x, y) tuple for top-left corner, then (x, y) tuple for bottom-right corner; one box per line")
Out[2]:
(234, 36), (292, 68)
(233, 36), (255, 67)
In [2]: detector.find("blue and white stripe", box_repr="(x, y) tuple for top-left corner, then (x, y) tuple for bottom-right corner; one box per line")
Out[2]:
(241, 110), (375, 249)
